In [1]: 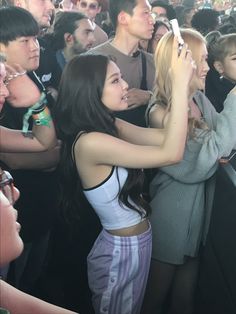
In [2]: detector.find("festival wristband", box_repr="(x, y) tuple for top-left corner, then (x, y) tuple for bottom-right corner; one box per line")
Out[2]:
(22, 92), (48, 133)
(32, 107), (52, 127)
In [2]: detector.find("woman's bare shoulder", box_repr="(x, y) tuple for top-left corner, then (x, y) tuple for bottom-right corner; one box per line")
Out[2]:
(149, 103), (167, 128)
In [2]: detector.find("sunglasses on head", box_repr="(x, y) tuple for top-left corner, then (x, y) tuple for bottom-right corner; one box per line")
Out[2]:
(0, 168), (15, 205)
(80, 1), (99, 10)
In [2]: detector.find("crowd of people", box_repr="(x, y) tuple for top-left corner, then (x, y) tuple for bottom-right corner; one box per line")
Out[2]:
(0, 0), (236, 314)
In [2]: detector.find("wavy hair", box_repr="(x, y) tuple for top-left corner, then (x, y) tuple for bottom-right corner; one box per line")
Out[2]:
(151, 28), (209, 136)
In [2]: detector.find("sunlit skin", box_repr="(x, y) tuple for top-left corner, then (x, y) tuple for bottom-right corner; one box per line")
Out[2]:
(76, 0), (101, 21)
(219, 50), (236, 83)
(189, 43), (209, 95)
(101, 61), (129, 112)
(125, 0), (155, 41)
(19, 0), (55, 29)
(0, 188), (23, 267)
(0, 36), (40, 72)
(0, 63), (9, 112)
(0, 36), (39, 71)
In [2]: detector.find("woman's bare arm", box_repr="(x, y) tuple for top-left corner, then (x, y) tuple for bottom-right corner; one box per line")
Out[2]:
(0, 280), (78, 314)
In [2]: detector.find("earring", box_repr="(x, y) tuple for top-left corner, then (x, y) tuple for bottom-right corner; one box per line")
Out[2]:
(219, 75), (224, 81)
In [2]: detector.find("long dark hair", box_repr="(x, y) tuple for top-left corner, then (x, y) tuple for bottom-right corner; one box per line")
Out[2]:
(54, 54), (150, 224)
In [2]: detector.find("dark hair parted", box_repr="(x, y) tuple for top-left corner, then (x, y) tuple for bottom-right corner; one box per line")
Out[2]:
(109, 0), (136, 29)
(151, 0), (176, 20)
(0, 6), (39, 45)
(54, 54), (150, 223)
(49, 11), (88, 50)
(206, 31), (236, 67)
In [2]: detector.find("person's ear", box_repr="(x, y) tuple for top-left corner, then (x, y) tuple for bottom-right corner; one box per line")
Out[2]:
(213, 60), (224, 75)
(117, 11), (129, 26)
(14, 0), (25, 7)
(0, 43), (7, 55)
(64, 33), (74, 46)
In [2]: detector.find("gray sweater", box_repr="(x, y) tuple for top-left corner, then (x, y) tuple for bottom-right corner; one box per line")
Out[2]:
(149, 90), (236, 264)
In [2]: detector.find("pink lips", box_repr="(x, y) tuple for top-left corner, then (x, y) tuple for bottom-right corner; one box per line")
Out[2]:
(30, 55), (39, 60)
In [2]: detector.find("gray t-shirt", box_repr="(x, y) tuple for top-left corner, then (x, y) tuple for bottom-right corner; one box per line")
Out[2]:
(89, 40), (155, 90)
(88, 41), (155, 126)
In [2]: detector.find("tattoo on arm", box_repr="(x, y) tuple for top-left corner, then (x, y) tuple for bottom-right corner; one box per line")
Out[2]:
(22, 131), (34, 139)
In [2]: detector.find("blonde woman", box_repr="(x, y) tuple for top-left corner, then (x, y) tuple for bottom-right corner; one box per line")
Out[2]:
(142, 29), (236, 314)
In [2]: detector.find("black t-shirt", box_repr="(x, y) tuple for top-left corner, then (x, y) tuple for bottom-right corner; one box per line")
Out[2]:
(35, 38), (62, 90)
(205, 68), (235, 113)
(1, 73), (58, 243)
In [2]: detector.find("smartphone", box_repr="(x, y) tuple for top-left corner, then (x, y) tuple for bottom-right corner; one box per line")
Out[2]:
(170, 19), (184, 52)
(220, 150), (236, 164)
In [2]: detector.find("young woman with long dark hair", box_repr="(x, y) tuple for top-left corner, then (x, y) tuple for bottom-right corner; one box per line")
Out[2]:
(54, 39), (194, 314)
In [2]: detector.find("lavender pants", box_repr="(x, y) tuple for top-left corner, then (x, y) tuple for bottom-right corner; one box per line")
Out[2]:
(87, 224), (152, 314)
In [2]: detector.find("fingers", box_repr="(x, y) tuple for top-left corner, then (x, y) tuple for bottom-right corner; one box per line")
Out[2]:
(178, 44), (190, 59)
(177, 44), (196, 73)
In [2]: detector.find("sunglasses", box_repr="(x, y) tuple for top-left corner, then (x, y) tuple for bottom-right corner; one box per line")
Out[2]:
(80, 1), (99, 10)
(0, 169), (15, 205)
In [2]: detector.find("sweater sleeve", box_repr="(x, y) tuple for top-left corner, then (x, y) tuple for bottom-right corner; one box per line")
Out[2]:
(160, 92), (236, 183)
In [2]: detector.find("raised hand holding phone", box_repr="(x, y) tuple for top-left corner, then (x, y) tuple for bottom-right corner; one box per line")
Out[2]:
(170, 19), (184, 53)
(170, 37), (195, 93)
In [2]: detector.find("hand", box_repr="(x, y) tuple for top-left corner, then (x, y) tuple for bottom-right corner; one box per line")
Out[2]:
(170, 37), (195, 89)
(126, 88), (151, 109)
(5, 64), (41, 107)
(47, 86), (58, 101)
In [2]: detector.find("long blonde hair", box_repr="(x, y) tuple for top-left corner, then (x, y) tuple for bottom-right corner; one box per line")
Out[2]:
(152, 28), (209, 136)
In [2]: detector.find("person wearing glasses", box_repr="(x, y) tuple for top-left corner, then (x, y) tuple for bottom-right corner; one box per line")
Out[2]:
(76, 0), (108, 47)
(0, 169), (77, 314)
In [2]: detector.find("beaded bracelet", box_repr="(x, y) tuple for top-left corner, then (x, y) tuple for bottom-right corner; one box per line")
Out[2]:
(4, 71), (27, 86)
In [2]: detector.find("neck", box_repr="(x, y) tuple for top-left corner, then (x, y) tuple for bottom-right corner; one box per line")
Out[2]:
(111, 29), (140, 56)
(63, 47), (74, 63)
(188, 86), (198, 101)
